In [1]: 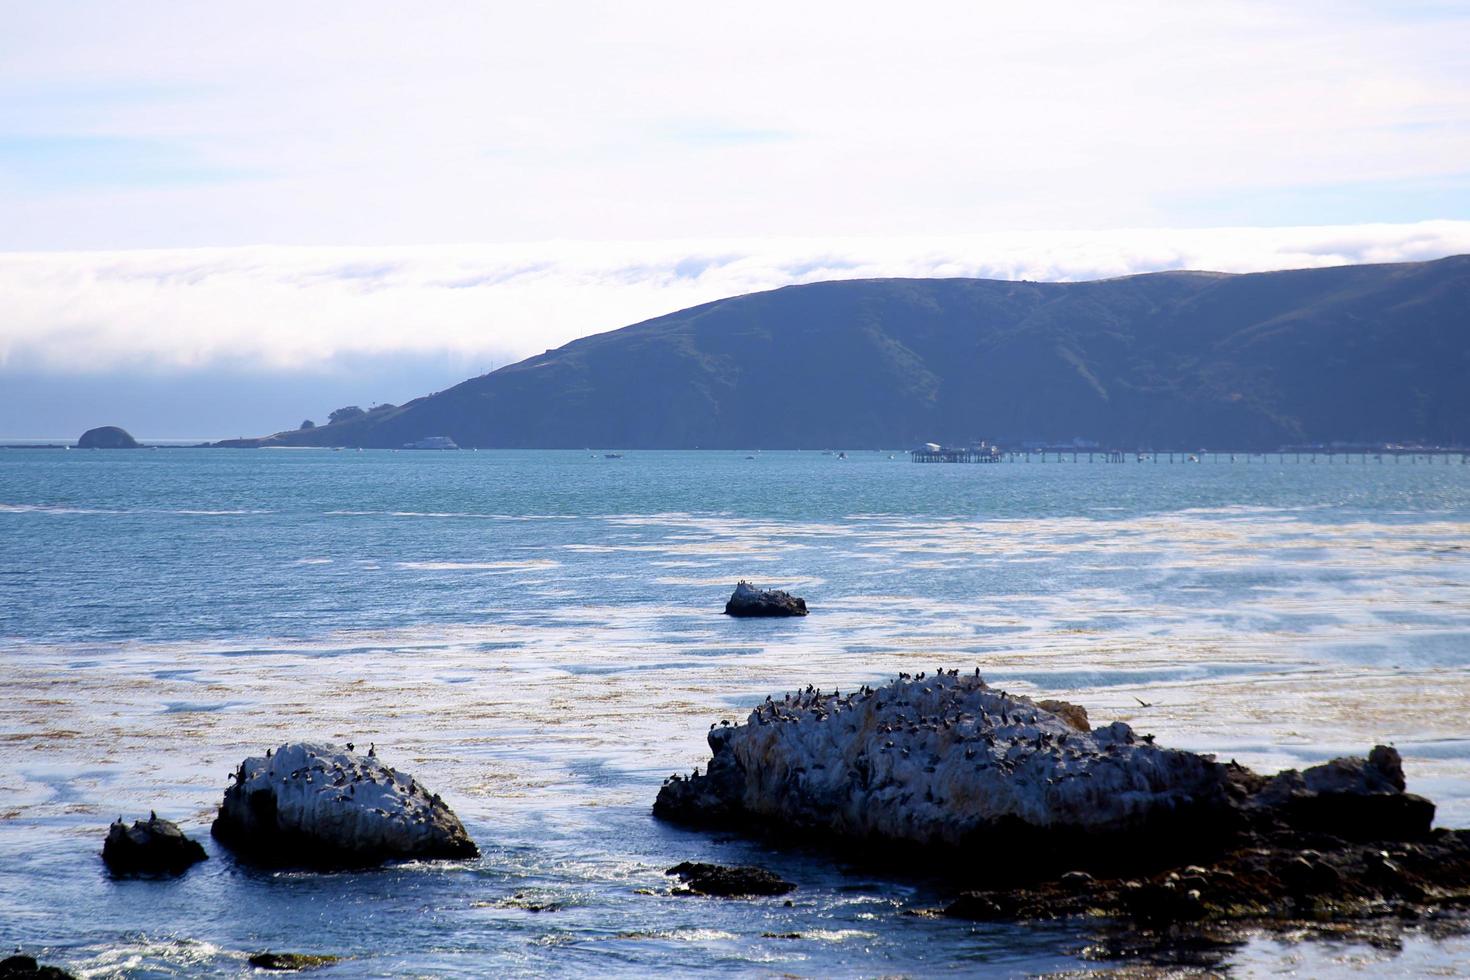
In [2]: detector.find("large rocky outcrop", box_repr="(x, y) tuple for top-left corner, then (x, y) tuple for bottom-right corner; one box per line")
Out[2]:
(724, 582), (808, 618)
(102, 813), (207, 875)
(76, 426), (140, 449)
(654, 672), (1436, 876)
(212, 743), (477, 867)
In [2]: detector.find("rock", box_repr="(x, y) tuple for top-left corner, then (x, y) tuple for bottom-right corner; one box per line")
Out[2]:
(0, 955), (75, 980)
(941, 828), (1470, 933)
(1036, 699), (1090, 732)
(942, 892), (1014, 920)
(1255, 745), (1435, 841)
(655, 672), (1440, 878)
(211, 742), (477, 867)
(76, 426), (140, 449)
(102, 813), (207, 875)
(665, 861), (795, 897)
(247, 952), (340, 971)
(656, 671), (1235, 869)
(724, 581), (808, 617)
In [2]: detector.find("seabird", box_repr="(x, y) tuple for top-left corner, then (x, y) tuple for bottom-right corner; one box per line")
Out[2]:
(347, 742), (355, 751)
(149, 810), (156, 821)
(1134, 697), (1152, 708)
(368, 743), (376, 758)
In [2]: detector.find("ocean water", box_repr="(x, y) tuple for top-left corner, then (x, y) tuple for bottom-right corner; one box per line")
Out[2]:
(3, 448), (1469, 977)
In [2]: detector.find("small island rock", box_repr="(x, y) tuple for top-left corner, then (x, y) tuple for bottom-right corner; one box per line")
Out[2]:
(76, 426), (140, 449)
(102, 813), (207, 875)
(212, 742), (477, 867)
(724, 581), (808, 617)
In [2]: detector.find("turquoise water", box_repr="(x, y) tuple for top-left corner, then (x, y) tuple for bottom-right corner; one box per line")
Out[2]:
(3, 449), (1470, 976)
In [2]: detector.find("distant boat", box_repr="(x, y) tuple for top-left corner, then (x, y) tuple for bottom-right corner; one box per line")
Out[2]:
(837, 451), (848, 460)
(745, 455), (755, 460)
(604, 453), (624, 459)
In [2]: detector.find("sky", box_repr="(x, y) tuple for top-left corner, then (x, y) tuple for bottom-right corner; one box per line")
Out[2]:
(2, 1), (1469, 437)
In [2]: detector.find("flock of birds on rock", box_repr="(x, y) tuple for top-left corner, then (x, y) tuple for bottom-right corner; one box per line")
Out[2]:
(231, 744), (450, 822)
(666, 668), (1173, 814)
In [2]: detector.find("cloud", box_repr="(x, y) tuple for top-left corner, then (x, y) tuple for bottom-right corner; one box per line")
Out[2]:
(1, 3), (1468, 248)
(3, 221), (1468, 375)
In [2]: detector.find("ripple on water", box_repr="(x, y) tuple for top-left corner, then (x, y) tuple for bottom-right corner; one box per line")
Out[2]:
(2, 454), (1469, 975)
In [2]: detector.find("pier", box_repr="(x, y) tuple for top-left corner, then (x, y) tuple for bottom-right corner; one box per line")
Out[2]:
(912, 447), (1470, 464)
(911, 446), (1001, 463)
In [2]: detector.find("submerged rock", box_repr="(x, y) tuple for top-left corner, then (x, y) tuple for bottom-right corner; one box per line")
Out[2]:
(724, 581), (808, 617)
(212, 742), (477, 867)
(665, 861), (795, 897)
(654, 671), (1438, 878)
(76, 426), (140, 449)
(102, 812), (207, 875)
(941, 828), (1470, 931)
(247, 952), (341, 971)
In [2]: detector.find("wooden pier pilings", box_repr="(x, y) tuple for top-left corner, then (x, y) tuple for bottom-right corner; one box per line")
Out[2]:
(911, 447), (1001, 463)
(910, 449), (1469, 464)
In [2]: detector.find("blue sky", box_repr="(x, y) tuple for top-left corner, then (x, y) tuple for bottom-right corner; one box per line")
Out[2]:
(1, 1), (1468, 435)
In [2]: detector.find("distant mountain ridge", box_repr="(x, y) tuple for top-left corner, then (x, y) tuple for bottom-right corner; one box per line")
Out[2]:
(223, 255), (1470, 450)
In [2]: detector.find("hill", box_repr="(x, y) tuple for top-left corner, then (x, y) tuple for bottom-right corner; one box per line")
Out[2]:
(222, 255), (1470, 450)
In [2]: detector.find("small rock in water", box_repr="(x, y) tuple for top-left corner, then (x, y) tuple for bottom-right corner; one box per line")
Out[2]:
(102, 813), (207, 875)
(724, 581), (808, 617)
(665, 861), (796, 897)
(247, 952), (341, 972)
(212, 742), (477, 867)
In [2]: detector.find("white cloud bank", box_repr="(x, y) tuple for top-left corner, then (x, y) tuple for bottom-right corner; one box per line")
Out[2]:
(3, 222), (1468, 376)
